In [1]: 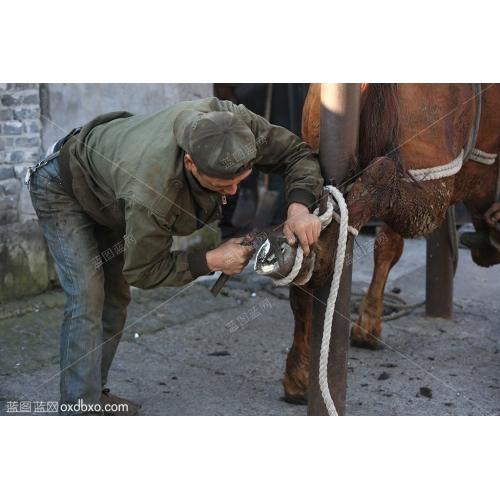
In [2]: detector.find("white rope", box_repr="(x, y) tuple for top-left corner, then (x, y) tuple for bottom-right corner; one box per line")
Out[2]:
(403, 147), (496, 184)
(317, 185), (352, 416)
(405, 150), (464, 182)
(271, 246), (306, 286)
(471, 148), (497, 165)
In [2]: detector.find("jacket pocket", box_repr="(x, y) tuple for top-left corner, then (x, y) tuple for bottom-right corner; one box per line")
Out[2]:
(151, 179), (184, 221)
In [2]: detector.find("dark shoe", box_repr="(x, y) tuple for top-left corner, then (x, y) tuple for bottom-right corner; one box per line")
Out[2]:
(100, 388), (142, 416)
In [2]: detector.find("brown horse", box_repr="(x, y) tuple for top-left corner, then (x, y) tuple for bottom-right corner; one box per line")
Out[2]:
(283, 83), (500, 404)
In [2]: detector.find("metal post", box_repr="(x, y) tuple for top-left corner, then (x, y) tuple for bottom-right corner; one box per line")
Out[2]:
(308, 84), (360, 416)
(425, 212), (454, 318)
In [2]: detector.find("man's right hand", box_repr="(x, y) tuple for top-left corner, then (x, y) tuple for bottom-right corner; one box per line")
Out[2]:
(206, 238), (255, 275)
(484, 202), (500, 227)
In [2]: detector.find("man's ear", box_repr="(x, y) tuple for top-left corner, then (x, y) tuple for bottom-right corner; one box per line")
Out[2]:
(184, 154), (195, 173)
(184, 153), (194, 172)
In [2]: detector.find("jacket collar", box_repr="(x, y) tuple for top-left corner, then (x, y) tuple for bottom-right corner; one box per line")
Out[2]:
(184, 168), (223, 222)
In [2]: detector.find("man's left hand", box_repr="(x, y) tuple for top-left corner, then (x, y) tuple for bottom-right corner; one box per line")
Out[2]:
(283, 202), (321, 257)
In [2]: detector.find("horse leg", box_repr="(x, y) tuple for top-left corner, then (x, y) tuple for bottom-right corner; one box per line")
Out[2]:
(350, 223), (404, 349)
(282, 284), (313, 405)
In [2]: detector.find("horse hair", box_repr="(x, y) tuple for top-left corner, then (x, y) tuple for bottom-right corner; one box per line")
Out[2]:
(358, 84), (406, 179)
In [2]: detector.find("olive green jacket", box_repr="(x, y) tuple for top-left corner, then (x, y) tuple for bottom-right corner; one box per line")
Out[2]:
(60, 97), (323, 289)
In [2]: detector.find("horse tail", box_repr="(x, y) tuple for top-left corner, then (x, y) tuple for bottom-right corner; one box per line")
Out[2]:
(359, 83), (405, 177)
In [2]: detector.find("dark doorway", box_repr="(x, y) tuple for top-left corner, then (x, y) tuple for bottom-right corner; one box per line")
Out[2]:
(213, 83), (310, 239)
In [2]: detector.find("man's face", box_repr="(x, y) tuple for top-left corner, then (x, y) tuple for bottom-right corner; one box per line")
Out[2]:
(184, 154), (252, 196)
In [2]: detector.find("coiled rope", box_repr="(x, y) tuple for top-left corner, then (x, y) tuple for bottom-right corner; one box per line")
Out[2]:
(351, 291), (425, 322)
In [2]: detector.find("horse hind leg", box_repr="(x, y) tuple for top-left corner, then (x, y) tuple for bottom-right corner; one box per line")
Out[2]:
(282, 284), (313, 405)
(351, 224), (404, 349)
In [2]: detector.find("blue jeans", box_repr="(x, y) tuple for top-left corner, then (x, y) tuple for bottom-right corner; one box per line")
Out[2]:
(29, 154), (131, 415)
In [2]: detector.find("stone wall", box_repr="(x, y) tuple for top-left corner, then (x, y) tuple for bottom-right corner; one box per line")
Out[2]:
(0, 83), (42, 225)
(0, 83), (215, 302)
(0, 83), (49, 302)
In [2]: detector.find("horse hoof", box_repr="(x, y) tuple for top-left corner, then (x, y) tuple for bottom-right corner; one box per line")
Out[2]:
(282, 393), (308, 405)
(350, 336), (384, 350)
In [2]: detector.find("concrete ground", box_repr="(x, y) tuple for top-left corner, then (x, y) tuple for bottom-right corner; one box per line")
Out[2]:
(1, 231), (499, 416)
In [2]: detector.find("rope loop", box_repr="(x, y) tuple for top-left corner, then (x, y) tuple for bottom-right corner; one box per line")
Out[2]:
(271, 187), (357, 287)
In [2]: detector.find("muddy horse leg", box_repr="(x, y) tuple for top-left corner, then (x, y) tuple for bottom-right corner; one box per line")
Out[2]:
(350, 224), (404, 349)
(282, 284), (313, 405)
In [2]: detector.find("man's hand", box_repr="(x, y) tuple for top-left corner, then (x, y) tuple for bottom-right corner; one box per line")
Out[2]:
(283, 202), (321, 257)
(206, 238), (255, 275)
(484, 202), (500, 227)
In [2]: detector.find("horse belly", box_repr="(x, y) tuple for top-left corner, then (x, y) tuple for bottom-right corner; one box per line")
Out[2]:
(382, 178), (454, 238)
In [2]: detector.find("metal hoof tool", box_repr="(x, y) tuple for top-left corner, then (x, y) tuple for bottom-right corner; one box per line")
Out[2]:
(254, 236), (297, 279)
(210, 229), (266, 297)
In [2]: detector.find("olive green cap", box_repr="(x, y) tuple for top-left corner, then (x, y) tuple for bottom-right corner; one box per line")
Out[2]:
(174, 110), (257, 179)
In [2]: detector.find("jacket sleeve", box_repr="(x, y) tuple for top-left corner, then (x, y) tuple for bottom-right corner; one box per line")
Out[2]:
(207, 98), (324, 210)
(121, 202), (212, 289)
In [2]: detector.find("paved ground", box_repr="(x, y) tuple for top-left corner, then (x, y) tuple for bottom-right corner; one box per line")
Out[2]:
(1, 230), (499, 416)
